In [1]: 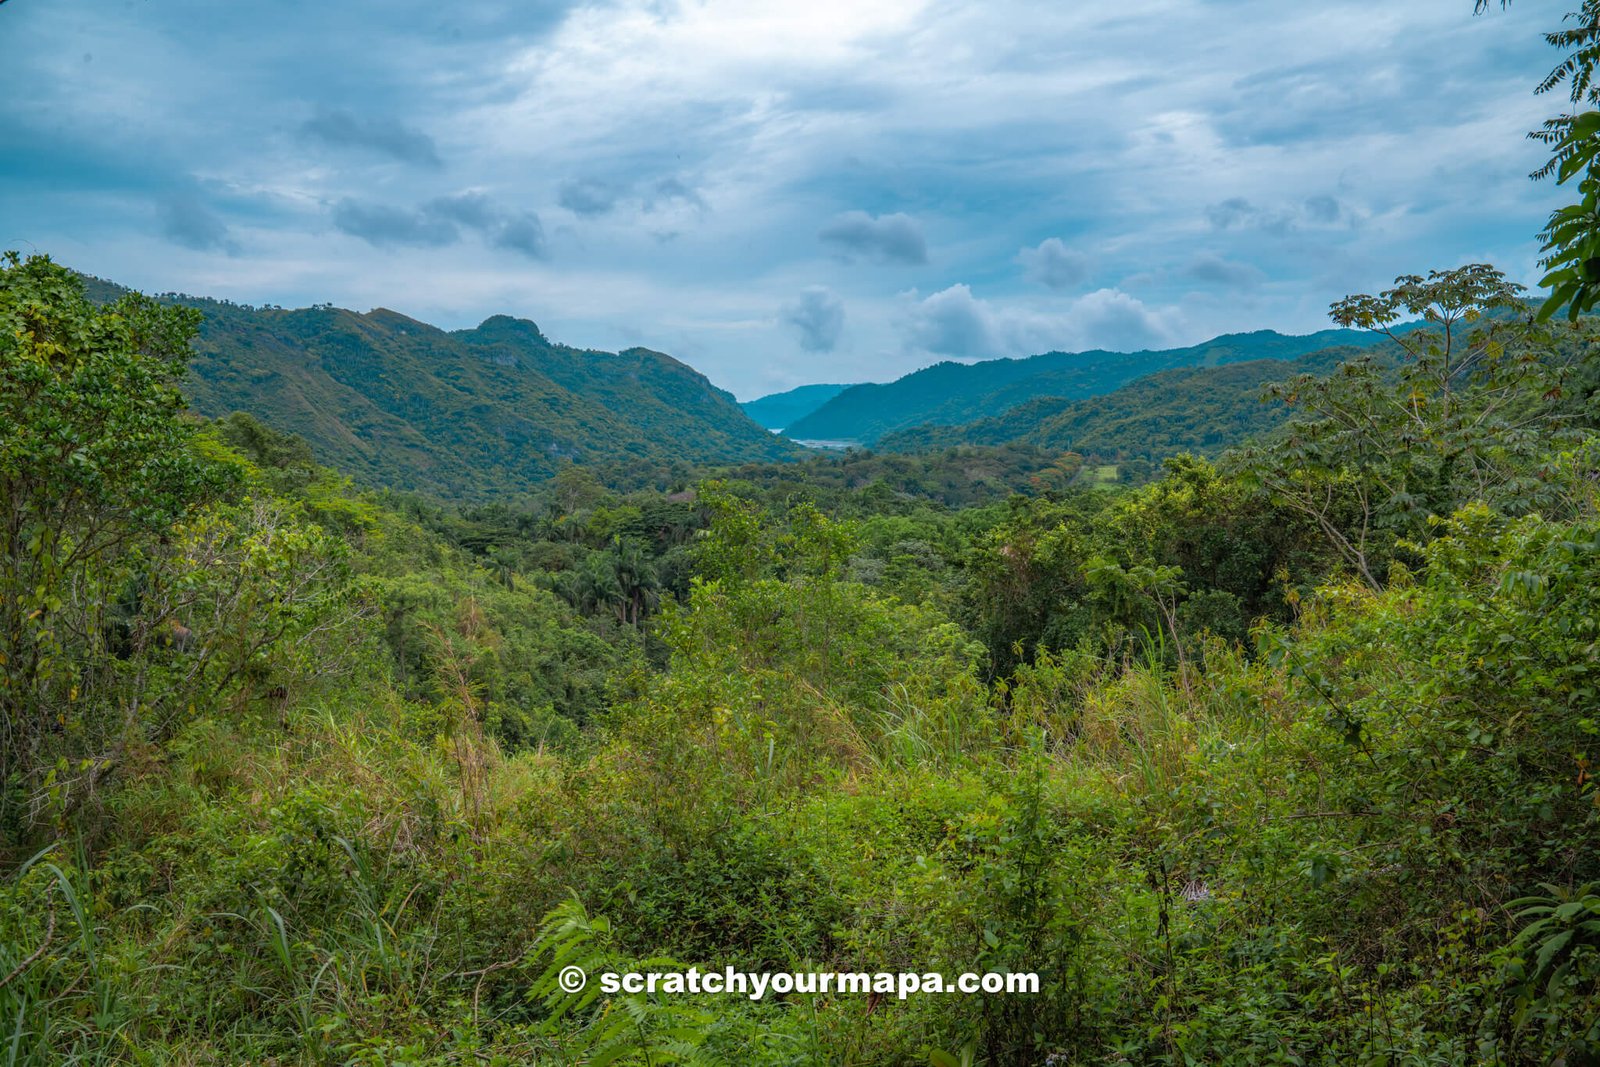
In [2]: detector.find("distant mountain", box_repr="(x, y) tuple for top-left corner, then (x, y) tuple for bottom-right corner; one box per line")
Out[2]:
(782, 329), (1389, 445)
(740, 383), (856, 430)
(81, 277), (801, 500)
(879, 343), (1377, 460)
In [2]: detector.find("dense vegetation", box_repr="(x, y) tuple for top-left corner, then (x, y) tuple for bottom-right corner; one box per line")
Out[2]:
(77, 276), (800, 501)
(782, 329), (1388, 445)
(4, 246), (1600, 1066)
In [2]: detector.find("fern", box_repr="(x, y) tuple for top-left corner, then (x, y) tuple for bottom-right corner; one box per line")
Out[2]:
(1492, 879), (1600, 1060)
(527, 895), (725, 1065)
(1504, 881), (1600, 1001)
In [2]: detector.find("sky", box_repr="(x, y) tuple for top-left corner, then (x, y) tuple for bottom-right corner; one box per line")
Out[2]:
(0, 0), (1577, 399)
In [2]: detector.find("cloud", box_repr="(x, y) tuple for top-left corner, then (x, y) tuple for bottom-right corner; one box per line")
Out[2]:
(1205, 197), (1259, 231)
(1205, 195), (1351, 234)
(904, 284), (1001, 359)
(333, 194), (545, 257)
(819, 211), (927, 265)
(493, 213), (546, 258)
(1183, 253), (1265, 289)
(300, 108), (442, 168)
(332, 199), (458, 247)
(646, 177), (707, 213)
(781, 77), (897, 114)
(425, 192), (501, 229)
(1303, 194), (1342, 223)
(782, 286), (845, 352)
(1018, 237), (1089, 290)
(1070, 289), (1180, 352)
(558, 178), (620, 217)
(558, 176), (707, 219)
(904, 284), (1178, 360)
(159, 194), (235, 253)
(2, 0), (1565, 397)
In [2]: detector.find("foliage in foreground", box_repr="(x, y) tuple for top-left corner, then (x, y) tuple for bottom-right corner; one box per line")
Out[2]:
(2, 251), (1600, 1064)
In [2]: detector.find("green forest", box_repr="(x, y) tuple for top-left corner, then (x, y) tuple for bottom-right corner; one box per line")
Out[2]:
(7, 4), (1600, 1066)
(780, 329), (1386, 446)
(5, 251), (1600, 1063)
(71, 277), (801, 502)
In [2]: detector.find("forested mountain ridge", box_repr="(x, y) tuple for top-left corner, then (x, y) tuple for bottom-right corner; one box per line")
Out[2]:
(878, 344), (1374, 459)
(18, 0), (1600, 1057)
(78, 276), (801, 500)
(783, 328), (1390, 444)
(740, 382), (855, 429)
(9, 249), (1600, 1064)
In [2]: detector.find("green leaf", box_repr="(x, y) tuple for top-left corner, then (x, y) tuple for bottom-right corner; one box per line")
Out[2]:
(1534, 929), (1574, 978)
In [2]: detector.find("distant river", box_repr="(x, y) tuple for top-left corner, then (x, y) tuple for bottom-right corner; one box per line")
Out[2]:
(792, 439), (861, 451)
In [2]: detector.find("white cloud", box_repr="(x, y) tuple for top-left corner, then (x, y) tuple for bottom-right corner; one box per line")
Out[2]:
(1, 0), (1571, 397)
(1018, 237), (1089, 290)
(903, 284), (1179, 360)
(1070, 288), (1182, 351)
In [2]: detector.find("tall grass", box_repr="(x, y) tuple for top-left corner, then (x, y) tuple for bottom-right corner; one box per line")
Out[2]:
(0, 845), (114, 1066)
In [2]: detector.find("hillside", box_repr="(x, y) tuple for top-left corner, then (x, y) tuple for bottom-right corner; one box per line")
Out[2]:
(783, 328), (1388, 444)
(12, 249), (1600, 1067)
(879, 344), (1372, 459)
(740, 383), (855, 430)
(80, 277), (801, 499)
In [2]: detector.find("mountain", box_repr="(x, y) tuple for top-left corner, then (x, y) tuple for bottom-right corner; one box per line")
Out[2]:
(782, 329), (1389, 445)
(878, 343), (1375, 460)
(740, 383), (855, 430)
(81, 277), (802, 500)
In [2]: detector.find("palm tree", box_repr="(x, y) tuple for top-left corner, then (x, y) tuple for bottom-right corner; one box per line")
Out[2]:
(577, 552), (626, 620)
(609, 537), (661, 626)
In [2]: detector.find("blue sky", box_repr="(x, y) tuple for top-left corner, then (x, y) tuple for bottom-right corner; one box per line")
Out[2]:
(0, 0), (1574, 398)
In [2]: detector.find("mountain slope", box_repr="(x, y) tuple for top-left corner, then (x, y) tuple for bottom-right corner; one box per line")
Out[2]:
(83, 277), (801, 499)
(740, 383), (855, 430)
(784, 329), (1388, 445)
(878, 344), (1374, 460)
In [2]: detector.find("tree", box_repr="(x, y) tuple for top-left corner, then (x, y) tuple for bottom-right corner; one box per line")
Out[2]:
(1083, 556), (1189, 671)
(608, 536), (661, 627)
(1232, 265), (1583, 589)
(0, 253), (230, 821)
(550, 464), (606, 515)
(689, 479), (775, 585)
(1476, 0), (1600, 319)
